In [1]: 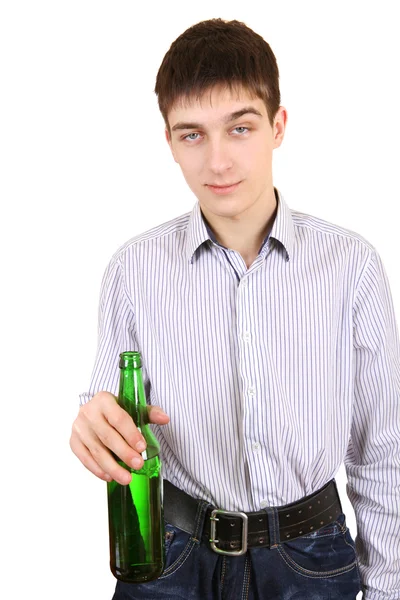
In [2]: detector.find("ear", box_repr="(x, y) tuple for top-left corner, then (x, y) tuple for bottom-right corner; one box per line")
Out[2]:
(273, 106), (288, 149)
(165, 128), (178, 163)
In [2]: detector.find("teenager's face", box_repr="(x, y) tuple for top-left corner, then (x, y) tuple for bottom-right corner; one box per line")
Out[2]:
(166, 84), (287, 220)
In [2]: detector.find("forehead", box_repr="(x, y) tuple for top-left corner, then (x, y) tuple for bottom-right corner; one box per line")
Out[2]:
(168, 84), (265, 125)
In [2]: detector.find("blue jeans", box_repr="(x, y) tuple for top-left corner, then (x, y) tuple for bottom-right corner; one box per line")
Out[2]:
(112, 498), (362, 599)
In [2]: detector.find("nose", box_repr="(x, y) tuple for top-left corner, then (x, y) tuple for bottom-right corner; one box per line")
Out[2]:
(205, 137), (233, 174)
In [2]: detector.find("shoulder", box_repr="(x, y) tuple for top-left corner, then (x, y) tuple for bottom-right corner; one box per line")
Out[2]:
(291, 208), (375, 255)
(110, 210), (192, 264)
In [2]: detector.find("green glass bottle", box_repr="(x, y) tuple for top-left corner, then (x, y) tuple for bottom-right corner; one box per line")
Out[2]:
(107, 351), (164, 583)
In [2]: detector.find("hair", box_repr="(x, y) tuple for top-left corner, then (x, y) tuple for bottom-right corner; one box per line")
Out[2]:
(154, 18), (281, 136)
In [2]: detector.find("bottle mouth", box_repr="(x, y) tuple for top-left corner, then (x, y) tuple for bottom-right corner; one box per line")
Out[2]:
(119, 351), (142, 369)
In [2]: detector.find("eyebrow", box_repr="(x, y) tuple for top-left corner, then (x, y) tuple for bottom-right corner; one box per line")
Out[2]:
(171, 106), (263, 132)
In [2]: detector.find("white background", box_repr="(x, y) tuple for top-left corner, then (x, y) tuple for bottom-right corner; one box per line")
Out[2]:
(1, 1), (399, 598)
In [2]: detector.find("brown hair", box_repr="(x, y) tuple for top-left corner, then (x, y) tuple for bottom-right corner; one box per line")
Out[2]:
(154, 18), (281, 136)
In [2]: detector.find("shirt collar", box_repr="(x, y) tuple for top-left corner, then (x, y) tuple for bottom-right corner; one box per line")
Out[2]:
(185, 187), (295, 264)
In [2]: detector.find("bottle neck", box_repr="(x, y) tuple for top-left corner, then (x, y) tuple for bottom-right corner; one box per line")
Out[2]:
(119, 366), (148, 424)
(117, 352), (160, 458)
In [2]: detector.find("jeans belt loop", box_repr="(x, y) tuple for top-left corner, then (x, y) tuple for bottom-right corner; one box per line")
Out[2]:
(265, 506), (280, 547)
(191, 498), (211, 542)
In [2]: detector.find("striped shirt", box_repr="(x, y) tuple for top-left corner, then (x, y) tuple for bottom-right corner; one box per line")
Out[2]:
(80, 187), (400, 597)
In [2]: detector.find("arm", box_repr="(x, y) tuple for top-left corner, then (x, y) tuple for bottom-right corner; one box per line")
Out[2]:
(79, 253), (137, 406)
(344, 248), (400, 599)
(70, 253), (169, 484)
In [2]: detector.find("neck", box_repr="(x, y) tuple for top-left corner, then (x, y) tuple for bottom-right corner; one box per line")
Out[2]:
(201, 186), (278, 262)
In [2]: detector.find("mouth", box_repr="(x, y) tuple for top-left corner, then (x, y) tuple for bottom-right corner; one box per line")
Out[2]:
(206, 181), (242, 195)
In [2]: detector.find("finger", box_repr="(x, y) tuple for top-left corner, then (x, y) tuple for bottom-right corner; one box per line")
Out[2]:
(103, 402), (148, 452)
(94, 413), (146, 471)
(70, 432), (113, 482)
(73, 417), (137, 484)
(78, 399), (146, 462)
(87, 435), (133, 485)
(148, 405), (170, 425)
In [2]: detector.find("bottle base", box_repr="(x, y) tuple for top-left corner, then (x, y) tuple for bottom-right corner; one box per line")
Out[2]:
(111, 563), (164, 583)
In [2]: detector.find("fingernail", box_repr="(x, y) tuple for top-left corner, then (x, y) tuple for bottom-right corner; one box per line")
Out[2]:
(136, 441), (146, 452)
(132, 457), (142, 469)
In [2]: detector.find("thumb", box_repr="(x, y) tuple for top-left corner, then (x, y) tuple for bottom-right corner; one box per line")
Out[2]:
(148, 405), (170, 423)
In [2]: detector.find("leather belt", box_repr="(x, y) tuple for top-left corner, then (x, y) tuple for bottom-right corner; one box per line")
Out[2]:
(164, 479), (342, 556)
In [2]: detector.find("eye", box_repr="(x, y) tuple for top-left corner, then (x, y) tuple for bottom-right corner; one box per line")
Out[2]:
(182, 132), (200, 142)
(182, 126), (250, 142)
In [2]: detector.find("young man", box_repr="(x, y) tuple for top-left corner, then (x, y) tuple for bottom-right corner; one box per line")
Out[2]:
(70, 18), (400, 600)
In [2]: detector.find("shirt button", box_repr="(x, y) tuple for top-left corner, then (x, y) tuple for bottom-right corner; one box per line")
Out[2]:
(241, 279), (248, 288)
(260, 500), (268, 509)
(243, 332), (251, 342)
(248, 386), (256, 396)
(252, 442), (261, 452)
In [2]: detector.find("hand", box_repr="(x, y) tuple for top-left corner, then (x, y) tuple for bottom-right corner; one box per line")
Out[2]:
(70, 391), (170, 485)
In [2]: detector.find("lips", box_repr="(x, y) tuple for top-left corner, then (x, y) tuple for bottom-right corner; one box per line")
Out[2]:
(206, 181), (242, 195)
(208, 182), (239, 188)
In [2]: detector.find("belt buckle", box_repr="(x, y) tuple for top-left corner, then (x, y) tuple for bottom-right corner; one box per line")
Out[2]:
(209, 509), (248, 556)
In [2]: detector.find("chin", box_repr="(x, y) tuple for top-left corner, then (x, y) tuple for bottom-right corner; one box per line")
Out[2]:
(201, 200), (250, 218)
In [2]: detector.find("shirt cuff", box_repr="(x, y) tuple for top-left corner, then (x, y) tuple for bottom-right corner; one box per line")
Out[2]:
(79, 392), (93, 406)
(363, 589), (400, 599)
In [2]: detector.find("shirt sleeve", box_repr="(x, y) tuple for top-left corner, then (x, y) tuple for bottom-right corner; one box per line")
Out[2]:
(344, 248), (400, 599)
(79, 253), (138, 405)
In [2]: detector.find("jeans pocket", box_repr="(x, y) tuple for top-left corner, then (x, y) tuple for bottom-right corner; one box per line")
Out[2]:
(159, 523), (197, 579)
(277, 513), (359, 579)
